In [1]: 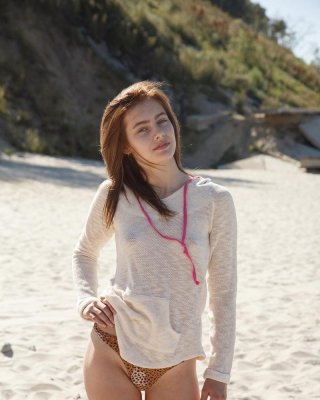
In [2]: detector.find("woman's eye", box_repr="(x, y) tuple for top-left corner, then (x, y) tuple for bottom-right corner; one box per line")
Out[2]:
(137, 127), (148, 134)
(137, 119), (168, 134)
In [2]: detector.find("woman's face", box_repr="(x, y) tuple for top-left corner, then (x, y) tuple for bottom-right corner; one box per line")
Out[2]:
(123, 98), (176, 167)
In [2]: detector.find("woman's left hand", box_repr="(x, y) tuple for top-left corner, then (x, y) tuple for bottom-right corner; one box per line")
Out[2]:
(200, 378), (227, 399)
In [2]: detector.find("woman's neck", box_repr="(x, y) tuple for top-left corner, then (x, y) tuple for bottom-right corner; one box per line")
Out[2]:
(147, 171), (191, 199)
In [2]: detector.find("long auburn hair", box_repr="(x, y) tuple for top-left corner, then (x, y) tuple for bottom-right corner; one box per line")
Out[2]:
(99, 80), (193, 230)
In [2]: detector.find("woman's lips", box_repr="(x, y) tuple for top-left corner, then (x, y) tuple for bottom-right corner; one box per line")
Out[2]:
(154, 142), (170, 150)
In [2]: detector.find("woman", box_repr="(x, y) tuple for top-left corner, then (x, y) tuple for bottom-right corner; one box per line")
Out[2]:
(71, 80), (237, 400)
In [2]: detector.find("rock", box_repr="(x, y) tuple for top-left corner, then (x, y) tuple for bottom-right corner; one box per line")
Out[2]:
(299, 116), (320, 150)
(255, 134), (320, 161)
(190, 92), (231, 115)
(185, 111), (230, 131)
(183, 114), (253, 168)
(1, 342), (13, 357)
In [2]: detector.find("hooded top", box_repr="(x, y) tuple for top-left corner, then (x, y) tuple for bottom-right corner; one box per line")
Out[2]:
(71, 174), (237, 384)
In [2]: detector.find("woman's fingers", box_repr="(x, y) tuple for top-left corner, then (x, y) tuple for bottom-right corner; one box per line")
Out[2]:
(97, 299), (116, 321)
(90, 306), (112, 328)
(92, 302), (115, 327)
(82, 298), (117, 329)
(100, 297), (117, 315)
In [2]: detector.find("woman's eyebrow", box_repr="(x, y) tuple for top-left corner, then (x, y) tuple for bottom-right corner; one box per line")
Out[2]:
(132, 112), (167, 130)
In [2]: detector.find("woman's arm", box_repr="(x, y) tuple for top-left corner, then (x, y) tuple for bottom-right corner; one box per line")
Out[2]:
(71, 179), (115, 320)
(203, 187), (238, 385)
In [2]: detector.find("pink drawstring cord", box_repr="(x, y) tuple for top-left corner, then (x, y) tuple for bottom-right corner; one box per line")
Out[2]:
(137, 176), (200, 285)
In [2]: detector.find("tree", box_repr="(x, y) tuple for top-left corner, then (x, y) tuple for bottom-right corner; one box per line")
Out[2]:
(310, 46), (320, 71)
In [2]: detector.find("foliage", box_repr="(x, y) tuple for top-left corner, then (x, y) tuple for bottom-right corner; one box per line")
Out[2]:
(0, 0), (319, 158)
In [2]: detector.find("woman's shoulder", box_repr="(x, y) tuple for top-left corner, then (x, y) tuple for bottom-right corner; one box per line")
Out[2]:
(99, 178), (112, 189)
(89, 179), (113, 205)
(94, 178), (113, 197)
(193, 176), (236, 224)
(193, 175), (233, 199)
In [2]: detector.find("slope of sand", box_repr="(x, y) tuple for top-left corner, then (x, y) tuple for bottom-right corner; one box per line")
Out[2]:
(0, 152), (319, 400)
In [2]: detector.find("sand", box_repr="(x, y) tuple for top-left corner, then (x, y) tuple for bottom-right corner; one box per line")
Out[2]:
(0, 151), (319, 400)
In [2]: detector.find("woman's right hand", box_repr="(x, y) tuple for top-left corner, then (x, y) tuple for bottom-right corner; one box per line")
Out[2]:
(82, 297), (117, 329)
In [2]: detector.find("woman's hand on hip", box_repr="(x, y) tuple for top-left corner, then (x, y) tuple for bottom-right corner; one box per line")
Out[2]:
(200, 378), (227, 400)
(82, 297), (117, 329)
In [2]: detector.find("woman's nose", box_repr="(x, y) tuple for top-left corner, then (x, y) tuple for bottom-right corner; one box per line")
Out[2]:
(154, 132), (162, 140)
(154, 127), (165, 139)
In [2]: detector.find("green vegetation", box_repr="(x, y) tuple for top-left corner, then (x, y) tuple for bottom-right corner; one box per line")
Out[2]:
(0, 0), (319, 158)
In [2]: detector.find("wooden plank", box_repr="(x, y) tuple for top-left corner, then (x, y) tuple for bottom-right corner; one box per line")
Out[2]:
(299, 156), (320, 169)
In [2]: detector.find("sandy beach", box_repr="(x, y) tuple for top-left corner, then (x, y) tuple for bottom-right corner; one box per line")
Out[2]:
(0, 151), (319, 399)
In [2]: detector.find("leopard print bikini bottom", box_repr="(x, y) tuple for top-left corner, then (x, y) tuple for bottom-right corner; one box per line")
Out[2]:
(93, 322), (184, 391)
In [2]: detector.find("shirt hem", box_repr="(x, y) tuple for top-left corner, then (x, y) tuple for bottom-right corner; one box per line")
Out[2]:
(119, 350), (206, 369)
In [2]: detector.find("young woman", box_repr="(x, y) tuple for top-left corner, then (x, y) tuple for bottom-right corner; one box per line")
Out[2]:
(72, 80), (237, 400)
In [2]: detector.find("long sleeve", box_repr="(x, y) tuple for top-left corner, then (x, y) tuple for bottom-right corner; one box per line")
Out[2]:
(71, 179), (115, 320)
(203, 187), (238, 384)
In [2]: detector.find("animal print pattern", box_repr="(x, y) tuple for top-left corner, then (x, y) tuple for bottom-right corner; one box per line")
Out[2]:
(93, 322), (184, 391)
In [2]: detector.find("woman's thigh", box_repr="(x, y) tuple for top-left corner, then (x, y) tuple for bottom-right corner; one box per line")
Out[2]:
(83, 326), (142, 400)
(145, 357), (200, 400)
